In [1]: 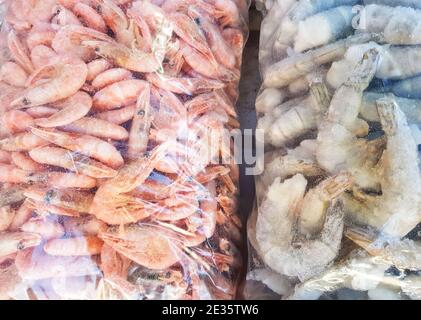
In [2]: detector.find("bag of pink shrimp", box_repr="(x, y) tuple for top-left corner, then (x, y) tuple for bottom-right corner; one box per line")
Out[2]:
(245, 0), (421, 300)
(0, 0), (250, 300)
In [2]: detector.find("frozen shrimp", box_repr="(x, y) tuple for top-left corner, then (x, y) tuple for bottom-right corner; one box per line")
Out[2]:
(256, 174), (345, 281)
(255, 88), (287, 114)
(72, 2), (107, 33)
(86, 58), (112, 82)
(21, 219), (65, 241)
(29, 146), (117, 179)
(26, 106), (57, 118)
(95, 105), (137, 125)
(356, 5), (421, 45)
(31, 127), (124, 169)
(2, 110), (35, 134)
(44, 236), (104, 256)
(60, 117), (129, 141)
(92, 79), (149, 111)
(63, 216), (107, 236)
(35, 91), (93, 128)
(388, 75), (421, 99)
(264, 33), (381, 88)
(26, 23), (56, 49)
(52, 5), (83, 26)
(0, 151), (12, 164)
(294, 6), (355, 53)
(8, 200), (34, 231)
(0, 132), (48, 152)
(0, 232), (42, 258)
(7, 30), (34, 74)
(0, 187), (25, 209)
(91, 68), (132, 89)
(11, 57), (88, 108)
(11, 152), (45, 172)
(30, 45), (58, 69)
(15, 248), (101, 280)
(0, 206), (16, 232)
(0, 62), (28, 87)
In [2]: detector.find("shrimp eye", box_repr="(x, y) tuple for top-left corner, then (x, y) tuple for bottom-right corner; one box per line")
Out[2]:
(94, 47), (100, 53)
(194, 17), (201, 25)
(137, 110), (145, 116)
(22, 98), (31, 105)
(55, 8), (61, 15)
(96, 5), (102, 13)
(31, 211), (39, 218)
(44, 189), (56, 204)
(17, 241), (25, 250)
(143, 151), (150, 158)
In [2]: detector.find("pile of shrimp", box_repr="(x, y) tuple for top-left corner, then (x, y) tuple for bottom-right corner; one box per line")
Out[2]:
(246, 0), (421, 300)
(0, 0), (248, 300)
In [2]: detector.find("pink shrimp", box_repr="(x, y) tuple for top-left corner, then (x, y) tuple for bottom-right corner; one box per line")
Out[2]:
(31, 127), (124, 169)
(11, 57), (88, 108)
(0, 232), (42, 258)
(26, 106), (58, 118)
(0, 62), (28, 87)
(29, 146), (117, 179)
(15, 248), (101, 280)
(7, 30), (34, 74)
(11, 152), (45, 172)
(0, 206), (16, 232)
(35, 91), (93, 128)
(93, 79), (149, 111)
(21, 219), (65, 240)
(28, 199), (81, 218)
(128, 84), (152, 159)
(0, 132), (48, 152)
(72, 3), (107, 33)
(2, 110), (35, 134)
(60, 117), (129, 141)
(145, 73), (224, 95)
(26, 23), (56, 50)
(95, 105), (137, 125)
(0, 151), (12, 164)
(8, 200), (34, 231)
(63, 216), (107, 236)
(86, 58), (112, 81)
(91, 68), (132, 89)
(44, 236), (104, 256)
(30, 45), (58, 69)
(58, 0), (96, 9)
(51, 5), (83, 26)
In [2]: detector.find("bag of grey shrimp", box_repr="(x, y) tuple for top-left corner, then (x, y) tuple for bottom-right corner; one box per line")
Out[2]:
(0, 0), (250, 300)
(244, 0), (421, 300)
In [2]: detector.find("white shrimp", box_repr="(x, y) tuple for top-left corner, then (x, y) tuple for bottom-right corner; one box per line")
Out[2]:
(256, 174), (345, 281)
(317, 49), (382, 191)
(264, 33), (381, 88)
(356, 5), (421, 45)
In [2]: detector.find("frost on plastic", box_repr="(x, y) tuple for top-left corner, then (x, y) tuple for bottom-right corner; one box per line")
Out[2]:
(0, 0), (250, 300)
(247, 0), (421, 300)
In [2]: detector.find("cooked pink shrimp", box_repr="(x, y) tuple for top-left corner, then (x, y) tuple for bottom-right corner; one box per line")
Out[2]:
(0, 132), (48, 152)
(15, 248), (101, 280)
(60, 117), (129, 141)
(128, 84), (152, 159)
(200, 0), (243, 28)
(11, 57), (88, 108)
(30, 45), (58, 69)
(93, 79), (149, 111)
(95, 105), (137, 125)
(0, 62), (28, 87)
(21, 219), (65, 240)
(63, 216), (107, 236)
(31, 127), (124, 169)
(0, 206), (16, 232)
(188, 7), (236, 69)
(52, 25), (113, 62)
(26, 106), (57, 118)
(8, 200), (34, 231)
(44, 236), (104, 256)
(91, 68), (132, 89)
(95, 0), (136, 47)
(146, 73), (224, 95)
(29, 146), (117, 179)
(0, 232), (42, 258)
(82, 40), (161, 73)
(0, 151), (12, 164)
(86, 58), (112, 82)
(28, 199), (81, 218)
(7, 30), (34, 74)
(36, 172), (97, 189)
(11, 152), (45, 172)
(26, 23), (56, 49)
(51, 5), (83, 26)
(58, 0), (96, 9)
(222, 28), (244, 63)
(2, 110), (35, 134)
(72, 3), (107, 33)
(35, 91), (93, 128)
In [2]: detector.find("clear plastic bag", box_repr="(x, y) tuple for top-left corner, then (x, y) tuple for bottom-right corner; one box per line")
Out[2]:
(246, 0), (421, 300)
(0, 0), (249, 300)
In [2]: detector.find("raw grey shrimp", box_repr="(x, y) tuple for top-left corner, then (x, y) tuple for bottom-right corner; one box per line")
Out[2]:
(11, 57), (88, 108)
(256, 174), (345, 281)
(316, 49), (382, 191)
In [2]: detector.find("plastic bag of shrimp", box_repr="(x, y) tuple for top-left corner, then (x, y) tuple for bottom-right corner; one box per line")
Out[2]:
(0, 0), (250, 300)
(245, 0), (421, 300)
